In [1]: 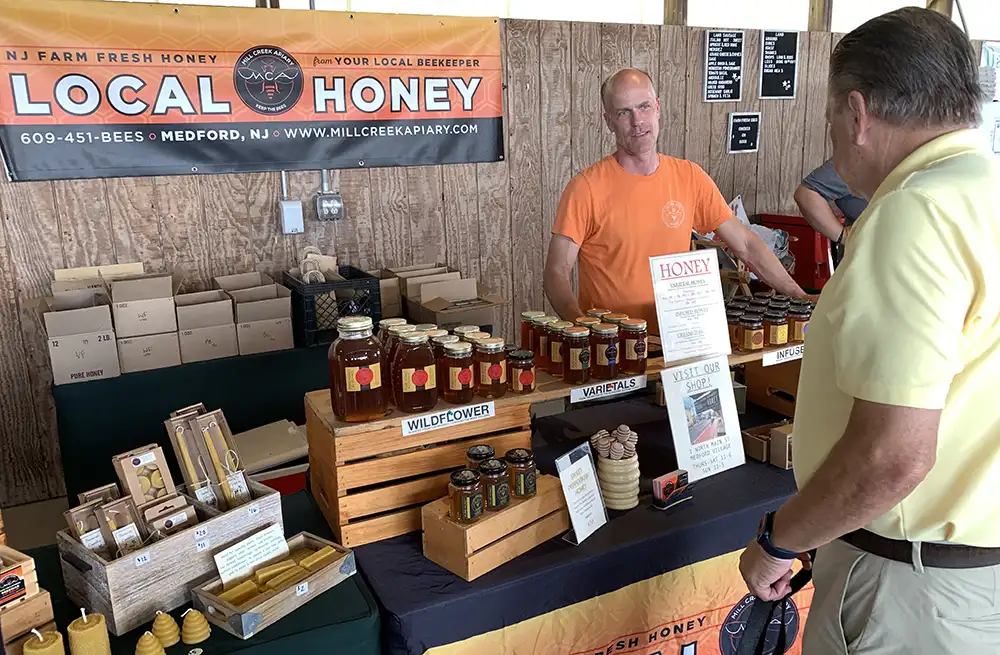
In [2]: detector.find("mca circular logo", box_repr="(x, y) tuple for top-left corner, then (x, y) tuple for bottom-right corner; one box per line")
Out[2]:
(719, 594), (800, 655)
(234, 46), (303, 115)
(662, 200), (686, 228)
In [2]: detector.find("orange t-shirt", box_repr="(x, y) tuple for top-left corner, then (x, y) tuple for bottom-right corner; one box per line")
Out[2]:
(552, 154), (733, 330)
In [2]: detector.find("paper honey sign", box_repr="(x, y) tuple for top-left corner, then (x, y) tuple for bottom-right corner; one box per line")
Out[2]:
(400, 402), (495, 436)
(650, 250), (730, 364)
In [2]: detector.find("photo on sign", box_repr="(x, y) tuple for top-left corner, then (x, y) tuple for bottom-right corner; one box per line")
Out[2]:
(684, 389), (726, 446)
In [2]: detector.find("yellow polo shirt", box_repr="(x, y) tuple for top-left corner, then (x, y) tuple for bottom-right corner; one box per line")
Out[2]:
(793, 129), (1000, 548)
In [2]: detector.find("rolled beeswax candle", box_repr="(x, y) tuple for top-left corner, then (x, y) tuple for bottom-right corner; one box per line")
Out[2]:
(67, 609), (111, 655)
(23, 629), (67, 655)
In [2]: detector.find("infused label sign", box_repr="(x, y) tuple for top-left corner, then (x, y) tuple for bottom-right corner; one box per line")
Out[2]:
(345, 363), (382, 392)
(449, 366), (473, 390)
(480, 361), (506, 385)
(402, 366), (436, 393)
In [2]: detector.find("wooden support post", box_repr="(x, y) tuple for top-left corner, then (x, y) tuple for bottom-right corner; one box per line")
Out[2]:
(808, 0), (832, 32)
(663, 0), (687, 26)
(927, 0), (954, 18)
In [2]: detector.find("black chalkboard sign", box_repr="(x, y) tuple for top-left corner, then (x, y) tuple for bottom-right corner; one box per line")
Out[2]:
(704, 30), (744, 103)
(727, 112), (761, 154)
(760, 31), (799, 100)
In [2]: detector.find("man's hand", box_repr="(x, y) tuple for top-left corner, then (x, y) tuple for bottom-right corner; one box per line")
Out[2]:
(738, 542), (806, 601)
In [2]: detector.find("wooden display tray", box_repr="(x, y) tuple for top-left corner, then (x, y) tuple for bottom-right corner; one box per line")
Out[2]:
(421, 474), (569, 581)
(192, 532), (355, 640)
(0, 545), (38, 611)
(57, 481), (281, 636)
(0, 590), (53, 644)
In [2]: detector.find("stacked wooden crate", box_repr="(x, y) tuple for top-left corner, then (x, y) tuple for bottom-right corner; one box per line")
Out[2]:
(0, 544), (55, 654)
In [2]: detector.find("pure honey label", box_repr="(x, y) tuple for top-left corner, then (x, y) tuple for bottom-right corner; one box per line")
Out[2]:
(596, 343), (618, 366)
(449, 366), (473, 390)
(550, 341), (563, 363)
(512, 366), (535, 391)
(769, 324), (788, 346)
(480, 361), (507, 385)
(345, 363), (382, 391)
(568, 347), (590, 370)
(402, 366), (436, 393)
(625, 338), (647, 361)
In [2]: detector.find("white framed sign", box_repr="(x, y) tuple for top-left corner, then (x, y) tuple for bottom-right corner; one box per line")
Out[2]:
(555, 443), (607, 545)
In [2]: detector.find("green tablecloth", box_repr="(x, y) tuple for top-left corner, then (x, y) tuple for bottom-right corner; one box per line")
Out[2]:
(32, 492), (380, 655)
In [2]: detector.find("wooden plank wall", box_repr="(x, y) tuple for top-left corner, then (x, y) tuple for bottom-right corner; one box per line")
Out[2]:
(0, 23), (975, 505)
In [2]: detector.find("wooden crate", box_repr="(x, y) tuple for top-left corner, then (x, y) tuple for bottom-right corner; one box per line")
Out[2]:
(0, 590), (53, 644)
(57, 481), (281, 636)
(192, 532), (355, 640)
(0, 545), (39, 611)
(422, 474), (570, 581)
(3, 620), (56, 655)
(743, 359), (802, 417)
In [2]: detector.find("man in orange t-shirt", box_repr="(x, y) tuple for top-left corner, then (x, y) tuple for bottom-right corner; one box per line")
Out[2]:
(544, 68), (807, 330)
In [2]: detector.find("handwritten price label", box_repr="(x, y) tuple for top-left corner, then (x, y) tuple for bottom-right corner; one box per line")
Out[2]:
(195, 526), (209, 540)
(247, 504), (260, 517)
(295, 582), (309, 597)
(196, 539), (211, 553)
(134, 552), (151, 567)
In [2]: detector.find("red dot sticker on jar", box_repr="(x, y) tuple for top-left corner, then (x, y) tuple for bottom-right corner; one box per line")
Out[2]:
(458, 368), (473, 385)
(355, 368), (374, 386)
(519, 370), (534, 386)
(488, 364), (504, 381)
(411, 369), (429, 387)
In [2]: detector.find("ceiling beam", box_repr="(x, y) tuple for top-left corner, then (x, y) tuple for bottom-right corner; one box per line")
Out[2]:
(663, 0), (687, 26)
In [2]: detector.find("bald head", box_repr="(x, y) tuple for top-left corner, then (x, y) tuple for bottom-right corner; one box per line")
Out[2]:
(600, 67), (660, 159)
(601, 68), (656, 111)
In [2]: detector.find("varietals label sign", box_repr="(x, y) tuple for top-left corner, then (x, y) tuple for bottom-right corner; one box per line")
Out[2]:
(569, 375), (648, 404)
(727, 112), (761, 154)
(760, 31), (799, 99)
(704, 30), (744, 102)
(400, 401), (496, 437)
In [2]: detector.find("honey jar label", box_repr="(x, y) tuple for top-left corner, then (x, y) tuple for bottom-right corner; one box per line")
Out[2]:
(538, 336), (548, 358)
(512, 367), (535, 391)
(480, 361), (507, 385)
(742, 329), (764, 350)
(626, 338), (647, 360)
(461, 494), (484, 521)
(793, 320), (809, 342)
(402, 366), (436, 393)
(569, 347), (590, 370)
(514, 470), (537, 497)
(449, 366), (473, 390)
(550, 341), (563, 363)
(596, 343), (618, 366)
(345, 363), (382, 392)
(487, 481), (511, 509)
(769, 324), (788, 346)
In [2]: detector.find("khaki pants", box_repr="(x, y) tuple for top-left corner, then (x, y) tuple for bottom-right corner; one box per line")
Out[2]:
(803, 538), (1000, 654)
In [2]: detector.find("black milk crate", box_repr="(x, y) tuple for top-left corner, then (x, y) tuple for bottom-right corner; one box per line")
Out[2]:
(283, 266), (381, 347)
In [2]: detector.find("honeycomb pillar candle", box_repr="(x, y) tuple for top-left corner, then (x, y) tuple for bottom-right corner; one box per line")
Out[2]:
(23, 629), (66, 655)
(67, 608), (111, 655)
(134, 632), (165, 655)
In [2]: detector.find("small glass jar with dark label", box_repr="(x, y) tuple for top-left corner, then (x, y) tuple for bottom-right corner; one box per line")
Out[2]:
(466, 444), (495, 470)
(449, 469), (484, 524)
(443, 341), (475, 404)
(520, 311), (545, 350)
(739, 313), (765, 352)
(619, 319), (648, 375)
(329, 316), (388, 423)
(475, 338), (508, 399)
(788, 306), (812, 343)
(727, 308), (744, 350)
(479, 458), (510, 511)
(393, 332), (437, 412)
(547, 321), (574, 377)
(764, 311), (788, 347)
(508, 349), (535, 394)
(590, 323), (619, 380)
(562, 326), (591, 385)
(532, 315), (558, 372)
(505, 448), (536, 499)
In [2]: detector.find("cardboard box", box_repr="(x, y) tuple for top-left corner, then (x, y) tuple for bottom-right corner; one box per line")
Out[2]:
(42, 292), (121, 386)
(117, 332), (182, 373)
(769, 423), (793, 470)
(108, 271), (182, 338)
(229, 284), (294, 355)
(387, 262), (448, 275)
(740, 420), (790, 464)
(214, 272), (275, 293)
(112, 444), (177, 505)
(399, 269), (461, 299)
(366, 269), (403, 319)
(405, 279), (503, 330)
(175, 290), (238, 363)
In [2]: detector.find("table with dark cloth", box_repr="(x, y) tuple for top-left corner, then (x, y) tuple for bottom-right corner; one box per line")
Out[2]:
(53, 346), (329, 500)
(354, 397), (797, 655)
(29, 491), (380, 655)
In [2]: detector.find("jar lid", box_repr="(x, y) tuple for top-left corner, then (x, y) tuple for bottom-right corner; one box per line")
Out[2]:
(399, 332), (430, 344)
(726, 308), (744, 318)
(463, 331), (492, 343)
(453, 325), (480, 335)
(388, 324), (417, 336)
(424, 329), (450, 339)
(575, 316), (601, 327)
(563, 326), (590, 337)
(378, 318), (407, 328)
(450, 468), (481, 487)
(444, 341), (473, 355)
(337, 316), (373, 330)
(532, 315), (558, 325)
(521, 311), (545, 320)
(479, 458), (508, 475)
(413, 324), (438, 331)
(753, 291), (773, 300)
(772, 294), (790, 303)
(740, 315), (764, 326)
(476, 337), (506, 352)
(466, 444), (495, 461)
(604, 313), (629, 323)
(549, 321), (574, 330)
(728, 300), (749, 308)
(591, 323), (619, 336)
(505, 448), (534, 464)
(790, 300), (813, 309)
(586, 308), (611, 316)
(621, 318), (647, 330)
(431, 334), (460, 345)
(510, 349), (534, 361)
(788, 308), (812, 317)
(764, 310), (786, 320)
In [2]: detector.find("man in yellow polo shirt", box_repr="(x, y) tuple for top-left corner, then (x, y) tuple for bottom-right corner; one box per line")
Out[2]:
(738, 9), (1000, 653)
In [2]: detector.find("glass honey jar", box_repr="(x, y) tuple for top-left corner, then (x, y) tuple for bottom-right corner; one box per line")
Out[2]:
(562, 326), (591, 385)
(377, 318), (407, 344)
(727, 299), (749, 312)
(479, 458), (510, 511)
(575, 316), (602, 331)
(453, 325), (480, 339)
(475, 338), (508, 399)
(768, 300), (790, 314)
(753, 291), (773, 301)
(764, 311), (788, 347)
(449, 469), (484, 524)
(604, 312), (629, 327)
(619, 319), (648, 375)
(590, 323), (619, 380)
(508, 349), (535, 394)
(393, 331), (438, 412)
(520, 311), (545, 349)
(466, 444), (495, 470)
(329, 316), (388, 423)
(384, 324), (417, 398)
(462, 331), (491, 345)
(413, 323), (438, 332)
(749, 299), (770, 314)
(532, 315), (557, 371)
(788, 306), (812, 343)
(739, 314), (765, 352)
(443, 341), (475, 404)
(505, 448), (537, 499)
(546, 321), (574, 377)
(586, 308), (611, 320)
(727, 308), (744, 350)
(431, 334), (460, 396)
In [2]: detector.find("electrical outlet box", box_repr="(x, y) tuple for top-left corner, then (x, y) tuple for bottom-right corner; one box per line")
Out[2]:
(280, 200), (304, 235)
(316, 192), (345, 221)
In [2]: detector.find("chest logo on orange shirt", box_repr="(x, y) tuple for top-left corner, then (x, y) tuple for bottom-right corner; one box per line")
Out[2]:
(662, 200), (686, 228)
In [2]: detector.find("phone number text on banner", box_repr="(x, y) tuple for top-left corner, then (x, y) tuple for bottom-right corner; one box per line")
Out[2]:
(0, 0), (504, 180)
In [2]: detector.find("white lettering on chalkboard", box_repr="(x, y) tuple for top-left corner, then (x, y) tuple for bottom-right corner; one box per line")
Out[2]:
(704, 30), (745, 103)
(760, 30), (799, 100)
(727, 112), (761, 154)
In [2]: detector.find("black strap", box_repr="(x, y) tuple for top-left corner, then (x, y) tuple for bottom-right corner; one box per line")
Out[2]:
(736, 551), (815, 655)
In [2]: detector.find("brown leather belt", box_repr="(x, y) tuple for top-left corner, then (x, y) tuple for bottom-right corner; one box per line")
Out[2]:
(840, 529), (1000, 569)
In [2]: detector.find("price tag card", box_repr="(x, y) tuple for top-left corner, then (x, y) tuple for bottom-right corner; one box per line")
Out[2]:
(295, 582), (309, 597)
(196, 539), (211, 553)
(80, 529), (106, 552)
(195, 526), (209, 540)
(134, 551), (151, 567)
(555, 443), (607, 545)
(247, 503), (260, 517)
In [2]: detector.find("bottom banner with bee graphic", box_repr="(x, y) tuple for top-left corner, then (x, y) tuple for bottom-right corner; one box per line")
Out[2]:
(426, 550), (813, 655)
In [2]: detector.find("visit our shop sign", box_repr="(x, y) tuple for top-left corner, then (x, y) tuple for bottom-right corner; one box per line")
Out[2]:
(0, 0), (504, 181)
